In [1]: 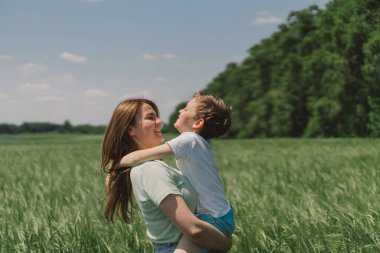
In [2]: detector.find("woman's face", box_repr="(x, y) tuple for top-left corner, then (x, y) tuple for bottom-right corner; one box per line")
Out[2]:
(130, 103), (164, 150)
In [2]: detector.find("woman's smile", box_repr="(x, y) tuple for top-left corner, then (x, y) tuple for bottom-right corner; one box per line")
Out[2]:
(130, 103), (164, 149)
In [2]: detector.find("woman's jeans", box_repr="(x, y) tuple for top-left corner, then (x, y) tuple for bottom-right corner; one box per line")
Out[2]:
(153, 242), (177, 253)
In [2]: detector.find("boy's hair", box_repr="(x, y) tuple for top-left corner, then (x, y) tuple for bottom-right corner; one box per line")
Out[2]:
(193, 91), (231, 139)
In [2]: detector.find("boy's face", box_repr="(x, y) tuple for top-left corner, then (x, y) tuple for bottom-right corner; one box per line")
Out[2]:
(174, 98), (199, 133)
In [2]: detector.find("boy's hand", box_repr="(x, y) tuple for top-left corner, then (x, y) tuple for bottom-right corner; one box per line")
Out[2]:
(105, 174), (112, 192)
(105, 171), (117, 192)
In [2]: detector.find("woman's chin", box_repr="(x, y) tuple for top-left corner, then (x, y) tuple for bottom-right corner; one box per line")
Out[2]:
(155, 132), (164, 142)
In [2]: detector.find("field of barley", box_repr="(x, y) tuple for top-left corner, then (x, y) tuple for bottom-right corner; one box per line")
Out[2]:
(1, 134), (379, 253)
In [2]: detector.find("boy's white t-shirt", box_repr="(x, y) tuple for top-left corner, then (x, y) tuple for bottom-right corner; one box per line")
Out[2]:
(167, 132), (230, 218)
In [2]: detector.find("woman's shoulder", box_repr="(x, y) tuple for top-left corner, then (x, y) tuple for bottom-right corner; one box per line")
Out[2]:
(130, 160), (184, 191)
(133, 160), (169, 169)
(131, 160), (179, 178)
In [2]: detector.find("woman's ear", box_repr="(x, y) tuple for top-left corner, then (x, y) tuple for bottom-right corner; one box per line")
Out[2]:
(128, 126), (136, 137)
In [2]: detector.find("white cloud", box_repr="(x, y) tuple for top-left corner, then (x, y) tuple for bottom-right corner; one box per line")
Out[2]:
(18, 83), (50, 93)
(34, 96), (65, 102)
(161, 53), (177, 59)
(0, 55), (13, 60)
(85, 89), (110, 97)
(19, 63), (46, 73)
(142, 53), (157, 60)
(60, 52), (87, 63)
(251, 12), (282, 26)
(122, 90), (153, 99)
(143, 53), (177, 61)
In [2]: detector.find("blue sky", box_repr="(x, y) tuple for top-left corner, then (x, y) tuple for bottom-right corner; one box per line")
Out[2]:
(0, 0), (331, 125)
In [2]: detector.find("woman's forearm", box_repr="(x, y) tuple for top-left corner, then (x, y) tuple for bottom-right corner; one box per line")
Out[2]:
(188, 220), (232, 251)
(159, 194), (232, 252)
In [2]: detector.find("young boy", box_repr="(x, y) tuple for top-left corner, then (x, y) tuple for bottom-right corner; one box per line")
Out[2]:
(120, 91), (234, 252)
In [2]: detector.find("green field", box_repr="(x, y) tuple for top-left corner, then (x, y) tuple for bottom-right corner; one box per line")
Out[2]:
(1, 134), (379, 252)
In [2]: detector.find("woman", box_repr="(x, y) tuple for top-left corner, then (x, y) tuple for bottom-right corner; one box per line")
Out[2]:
(101, 98), (232, 253)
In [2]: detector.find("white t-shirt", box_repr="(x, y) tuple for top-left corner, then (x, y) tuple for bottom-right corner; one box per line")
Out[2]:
(167, 132), (230, 218)
(130, 160), (198, 243)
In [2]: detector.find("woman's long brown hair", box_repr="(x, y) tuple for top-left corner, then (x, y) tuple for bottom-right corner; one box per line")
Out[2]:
(101, 98), (159, 223)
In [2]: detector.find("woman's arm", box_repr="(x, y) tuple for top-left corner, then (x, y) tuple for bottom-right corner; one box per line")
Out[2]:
(159, 194), (232, 252)
(119, 143), (173, 167)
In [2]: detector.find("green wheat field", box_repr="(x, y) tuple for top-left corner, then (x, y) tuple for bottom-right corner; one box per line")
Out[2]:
(1, 134), (379, 253)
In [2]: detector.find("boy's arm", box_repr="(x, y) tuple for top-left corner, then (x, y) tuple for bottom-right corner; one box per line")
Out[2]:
(119, 143), (173, 167)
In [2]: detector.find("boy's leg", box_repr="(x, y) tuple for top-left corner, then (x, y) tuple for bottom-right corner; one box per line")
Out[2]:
(197, 207), (235, 253)
(197, 207), (235, 238)
(174, 235), (200, 253)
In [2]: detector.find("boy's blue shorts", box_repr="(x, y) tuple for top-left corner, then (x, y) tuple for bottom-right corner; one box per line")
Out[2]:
(198, 206), (235, 253)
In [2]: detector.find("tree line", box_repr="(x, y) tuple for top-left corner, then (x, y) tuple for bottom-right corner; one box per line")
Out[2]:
(0, 120), (106, 134)
(168, 0), (380, 137)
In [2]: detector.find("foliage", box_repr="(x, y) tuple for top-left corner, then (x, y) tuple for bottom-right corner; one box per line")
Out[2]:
(167, 0), (380, 137)
(0, 120), (106, 134)
(1, 134), (380, 252)
(368, 97), (380, 137)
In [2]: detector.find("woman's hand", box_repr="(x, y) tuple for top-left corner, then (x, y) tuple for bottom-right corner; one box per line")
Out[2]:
(159, 194), (232, 252)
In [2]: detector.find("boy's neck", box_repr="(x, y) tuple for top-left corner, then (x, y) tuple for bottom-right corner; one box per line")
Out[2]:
(180, 129), (208, 140)
(183, 128), (201, 135)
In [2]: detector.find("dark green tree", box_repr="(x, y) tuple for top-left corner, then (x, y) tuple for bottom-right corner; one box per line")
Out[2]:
(168, 0), (380, 138)
(367, 97), (380, 137)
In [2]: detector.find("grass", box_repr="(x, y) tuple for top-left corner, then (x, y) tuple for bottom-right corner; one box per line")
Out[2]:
(1, 134), (379, 252)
